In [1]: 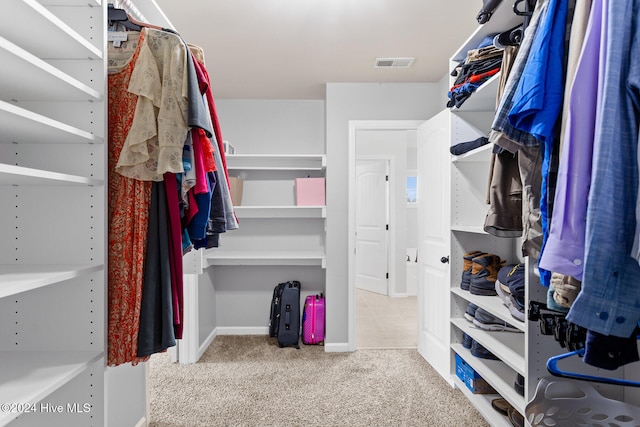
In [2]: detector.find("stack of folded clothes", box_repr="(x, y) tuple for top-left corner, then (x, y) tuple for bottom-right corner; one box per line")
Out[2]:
(495, 264), (525, 322)
(447, 37), (503, 109)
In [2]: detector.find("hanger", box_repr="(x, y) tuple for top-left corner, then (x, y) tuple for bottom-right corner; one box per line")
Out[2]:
(107, 3), (164, 31)
(547, 336), (640, 387)
(514, 0), (536, 30)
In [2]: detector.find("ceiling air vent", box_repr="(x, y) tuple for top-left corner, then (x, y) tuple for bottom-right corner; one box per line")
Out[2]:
(374, 57), (415, 68)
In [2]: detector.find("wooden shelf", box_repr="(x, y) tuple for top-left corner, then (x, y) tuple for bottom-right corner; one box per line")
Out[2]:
(0, 37), (101, 102)
(0, 0), (101, 60)
(234, 205), (326, 219)
(452, 344), (526, 416)
(0, 265), (103, 299)
(0, 351), (102, 427)
(0, 100), (100, 145)
(226, 154), (326, 171)
(451, 287), (526, 333)
(205, 250), (326, 267)
(0, 164), (103, 186)
(451, 318), (525, 376)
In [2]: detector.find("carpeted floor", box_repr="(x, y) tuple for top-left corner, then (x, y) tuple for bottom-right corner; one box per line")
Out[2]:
(148, 335), (489, 427)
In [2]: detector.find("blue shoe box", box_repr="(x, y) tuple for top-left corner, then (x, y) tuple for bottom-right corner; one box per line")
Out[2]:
(455, 353), (497, 394)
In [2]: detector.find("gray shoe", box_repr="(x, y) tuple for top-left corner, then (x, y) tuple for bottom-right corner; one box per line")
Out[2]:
(473, 308), (522, 332)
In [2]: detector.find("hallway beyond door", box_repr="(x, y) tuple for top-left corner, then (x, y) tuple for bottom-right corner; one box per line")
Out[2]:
(356, 288), (417, 349)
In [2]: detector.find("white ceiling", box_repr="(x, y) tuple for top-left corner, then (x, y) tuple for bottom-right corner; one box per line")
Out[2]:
(152, 0), (481, 100)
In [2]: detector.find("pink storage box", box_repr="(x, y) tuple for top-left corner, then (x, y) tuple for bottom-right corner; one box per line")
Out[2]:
(295, 177), (325, 206)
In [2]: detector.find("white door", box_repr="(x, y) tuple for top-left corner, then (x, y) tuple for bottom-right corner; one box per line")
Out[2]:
(417, 111), (452, 382)
(355, 159), (389, 295)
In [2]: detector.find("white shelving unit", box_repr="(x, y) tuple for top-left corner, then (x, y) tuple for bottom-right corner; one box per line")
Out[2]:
(206, 153), (327, 267)
(0, 1), (106, 426)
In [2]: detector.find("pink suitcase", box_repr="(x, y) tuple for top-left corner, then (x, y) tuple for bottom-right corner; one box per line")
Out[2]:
(302, 294), (325, 345)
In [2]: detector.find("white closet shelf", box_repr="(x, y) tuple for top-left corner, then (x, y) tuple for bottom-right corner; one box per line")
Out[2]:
(450, 225), (489, 234)
(452, 287), (526, 333)
(0, 265), (103, 299)
(39, 0), (101, 5)
(0, 37), (101, 102)
(452, 376), (513, 427)
(452, 317), (525, 376)
(226, 154), (326, 170)
(452, 344), (526, 416)
(0, 100), (100, 145)
(0, 0), (101, 60)
(451, 74), (500, 113)
(0, 164), (103, 186)
(0, 351), (102, 427)
(451, 143), (493, 163)
(205, 250), (326, 267)
(233, 205), (326, 219)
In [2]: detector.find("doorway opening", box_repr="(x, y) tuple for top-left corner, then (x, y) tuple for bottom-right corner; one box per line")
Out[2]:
(348, 120), (423, 351)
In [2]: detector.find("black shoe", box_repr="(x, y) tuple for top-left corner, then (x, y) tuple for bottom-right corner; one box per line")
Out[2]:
(464, 303), (479, 322)
(470, 340), (499, 360)
(514, 373), (524, 396)
(462, 333), (473, 349)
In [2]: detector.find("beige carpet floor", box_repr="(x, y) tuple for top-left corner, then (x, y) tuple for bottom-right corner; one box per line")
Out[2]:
(148, 335), (489, 427)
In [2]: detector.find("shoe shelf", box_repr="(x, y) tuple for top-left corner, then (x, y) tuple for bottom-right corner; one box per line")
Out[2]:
(452, 375), (513, 427)
(452, 343), (526, 417)
(451, 287), (525, 333)
(451, 318), (525, 376)
(0, 265), (103, 299)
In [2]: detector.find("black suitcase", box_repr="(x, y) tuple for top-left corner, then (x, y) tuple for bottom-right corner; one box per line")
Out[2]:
(276, 281), (301, 349)
(268, 282), (287, 337)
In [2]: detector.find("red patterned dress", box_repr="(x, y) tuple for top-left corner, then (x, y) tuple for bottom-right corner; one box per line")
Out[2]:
(107, 30), (151, 366)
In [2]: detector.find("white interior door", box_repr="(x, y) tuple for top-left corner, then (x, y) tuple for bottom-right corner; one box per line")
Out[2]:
(417, 111), (452, 382)
(355, 159), (389, 295)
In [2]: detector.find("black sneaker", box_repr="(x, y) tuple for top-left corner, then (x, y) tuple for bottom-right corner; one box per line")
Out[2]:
(470, 340), (500, 360)
(514, 373), (524, 396)
(462, 333), (473, 349)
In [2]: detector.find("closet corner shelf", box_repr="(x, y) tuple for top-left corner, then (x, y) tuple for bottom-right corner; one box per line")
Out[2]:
(451, 143), (493, 164)
(452, 374), (516, 427)
(450, 74), (500, 114)
(0, 37), (102, 102)
(0, 264), (103, 299)
(226, 154), (326, 171)
(233, 205), (326, 219)
(451, 317), (525, 376)
(205, 250), (326, 268)
(0, 100), (100, 145)
(452, 343), (526, 416)
(0, 351), (102, 427)
(451, 287), (526, 333)
(1, 0), (102, 60)
(0, 164), (104, 186)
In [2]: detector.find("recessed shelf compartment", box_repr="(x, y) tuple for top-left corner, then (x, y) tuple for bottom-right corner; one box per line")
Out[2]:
(0, 164), (103, 186)
(450, 74), (501, 113)
(226, 154), (326, 171)
(0, 37), (101, 102)
(0, 351), (102, 427)
(452, 317), (525, 376)
(452, 343), (526, 419)
(0, 0), (102, 60)
(452, 375), (512, 427)
(0, 265), (103, 299)
(0, 100), (99, 145)
(205, 250), (326, 268)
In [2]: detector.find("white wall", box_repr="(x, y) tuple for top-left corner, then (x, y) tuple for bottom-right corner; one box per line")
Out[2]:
(356, 129), (408, 295)
(325, 82), (445, 347)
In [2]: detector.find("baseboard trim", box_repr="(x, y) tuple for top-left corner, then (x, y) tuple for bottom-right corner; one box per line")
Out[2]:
(216, 326), (269, 335)
(324, 342), (352, 352)
(134, 416), (147, 427)
(197, 328), (218, 360)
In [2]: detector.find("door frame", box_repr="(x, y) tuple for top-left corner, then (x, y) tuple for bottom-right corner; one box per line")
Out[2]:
(355, 156), (391, 295)
(347, 120), (424, 351)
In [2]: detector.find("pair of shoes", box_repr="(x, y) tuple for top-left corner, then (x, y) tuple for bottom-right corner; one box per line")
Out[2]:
(470, 339), (500, 360)
(495, 264), (526, 322)
(469, 253), (505, 296)
(473, 307), (522, 333)
(508, 405), (524, 427)
(462, 332), (473, 349)
(464, 302), (479, 322)
(461, 251), (484, 290)
(491, 397), (511, 415)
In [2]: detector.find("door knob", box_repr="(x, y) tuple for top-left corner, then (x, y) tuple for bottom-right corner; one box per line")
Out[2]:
(440, 256), (449, 264)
